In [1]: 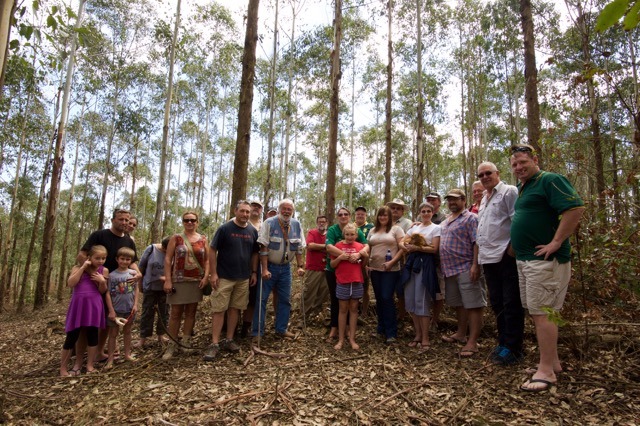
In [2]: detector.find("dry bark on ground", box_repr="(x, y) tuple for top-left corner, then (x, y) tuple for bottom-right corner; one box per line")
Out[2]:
(1, 286), (639, 425)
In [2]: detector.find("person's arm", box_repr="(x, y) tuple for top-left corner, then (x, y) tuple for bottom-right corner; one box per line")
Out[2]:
(200, 238), (210, 289)
(535, 207), (585, 259)
(163, 236), (176, 294)
(105, 285), (116, 321)
(68, 263), (88, 288)
(75, 250), (88, 267)
(132, 274), (140, 315)
(250, 252), (258, 286)
(470, 243), (480, 282)
(97, 268), (109, 294)
(209, 246), (219, 290)
(330, 252), (349, 269)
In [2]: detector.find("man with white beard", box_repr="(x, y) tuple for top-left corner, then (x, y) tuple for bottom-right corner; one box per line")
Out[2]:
(252, 199), (306, 339)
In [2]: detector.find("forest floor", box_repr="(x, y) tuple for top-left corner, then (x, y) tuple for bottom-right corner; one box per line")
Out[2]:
(1, 280), (639, 425)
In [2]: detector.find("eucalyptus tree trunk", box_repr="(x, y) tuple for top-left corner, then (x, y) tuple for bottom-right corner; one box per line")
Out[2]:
(230, 0), (260, 217)
(263, 0), (278, 210)
(151, 0), (181, 242)
(0, 74), (32, 305)
(57, 104), (85, 302)
(575, 7), (605, 219)
(384, 0), (393, 203)
(626, 32), (640, 219)
(33, 0), (86, 310)
(349, 52), (355, 212)
(0, 0), (16, 102)
(97, 77), (119, 229)
(283, 2), (296, 200)
(414, 0), (424, 215)
(520, 0), (543, 166)
(327, 0), (343, 223)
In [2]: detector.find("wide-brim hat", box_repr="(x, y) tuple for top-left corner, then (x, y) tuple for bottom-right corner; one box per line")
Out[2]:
(386, 198), (409, 210)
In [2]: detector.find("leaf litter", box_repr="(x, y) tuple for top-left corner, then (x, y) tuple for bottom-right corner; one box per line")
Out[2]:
(1, 284), (639, 425)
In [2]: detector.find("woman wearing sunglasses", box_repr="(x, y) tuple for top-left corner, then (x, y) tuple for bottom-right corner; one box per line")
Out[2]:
(162, 212), (210, 359)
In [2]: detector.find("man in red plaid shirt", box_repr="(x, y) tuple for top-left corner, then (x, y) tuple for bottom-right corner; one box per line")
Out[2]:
(439, 189), (486, 357)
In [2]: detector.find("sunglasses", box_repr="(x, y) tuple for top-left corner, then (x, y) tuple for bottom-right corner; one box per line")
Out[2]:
(477, 171), (494, 178)
(511, 146), (533, 153)
(183, 218), (197, 223)
(420, 210), (433, 213)
(337, 213), (350, 217)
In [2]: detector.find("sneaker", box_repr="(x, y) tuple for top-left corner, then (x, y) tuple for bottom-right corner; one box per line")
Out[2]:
(162, 342), (177, 360)
(223, 339), (240, 353)
(492, 347), (522, 366)
(385, 337), (397, 345)
(203, 344), (220, 362)
(490, 345), (506, 362)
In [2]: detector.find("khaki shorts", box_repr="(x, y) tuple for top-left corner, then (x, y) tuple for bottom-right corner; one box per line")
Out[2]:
(211, 278), (250, 313)
(444, 271), (487, 309)
(516, 259), (570, 315)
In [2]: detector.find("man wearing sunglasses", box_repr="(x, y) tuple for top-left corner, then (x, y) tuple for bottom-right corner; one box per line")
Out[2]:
(475, 162), (524, 367)
(509, 144), (584, 392)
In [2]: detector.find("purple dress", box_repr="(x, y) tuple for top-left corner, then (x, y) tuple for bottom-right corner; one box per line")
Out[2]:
(65, 266), (106, 332)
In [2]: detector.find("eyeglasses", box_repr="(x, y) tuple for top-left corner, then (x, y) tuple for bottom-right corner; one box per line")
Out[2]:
(477, 171), (494, 178)
(183, 218), (197, 223)
(337, 213), (350, 217)
(420, 210), (432, 214)
(511, 145), (533, 153)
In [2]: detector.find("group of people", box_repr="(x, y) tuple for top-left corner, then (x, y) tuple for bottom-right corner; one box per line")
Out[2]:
(60, 144), (584, 393)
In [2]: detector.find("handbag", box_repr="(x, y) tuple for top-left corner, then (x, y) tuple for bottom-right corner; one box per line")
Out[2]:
(181, 233), (212, 295)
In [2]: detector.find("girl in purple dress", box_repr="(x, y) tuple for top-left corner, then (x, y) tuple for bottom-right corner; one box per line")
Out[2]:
(60, 245), (109, 376)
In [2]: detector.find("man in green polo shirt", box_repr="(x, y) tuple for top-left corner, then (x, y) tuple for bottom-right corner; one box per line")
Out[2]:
(510, 144), (584, 393)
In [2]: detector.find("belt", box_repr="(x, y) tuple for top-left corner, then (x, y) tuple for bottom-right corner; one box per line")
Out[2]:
(268, 262), (291, 267)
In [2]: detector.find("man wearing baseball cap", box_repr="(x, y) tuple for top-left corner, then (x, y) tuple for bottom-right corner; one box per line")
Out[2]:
(425, 192), (445, 225)
(439, 189), (486, 358)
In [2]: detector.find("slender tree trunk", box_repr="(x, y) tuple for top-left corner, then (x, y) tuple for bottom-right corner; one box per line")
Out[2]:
(98, 76), (119, 228)
(34, 0), (86, 310)
(384, 0), (393, 203)
(283, 3), (296, 200)
(57, 103), (85, 302)
(263, 0), (278, 209)
(520, 0), (543, 166)
(327, 0), (342, 223)
(0, 0), (16, 103)
(230, 0), (260, 217)
(0, 82), (31, 306)
(151, 0), (181, 242)
(415, 0), (424, 215)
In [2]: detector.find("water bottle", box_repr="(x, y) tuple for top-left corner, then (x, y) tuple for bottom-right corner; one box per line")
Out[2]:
(385, 249), (392, 262)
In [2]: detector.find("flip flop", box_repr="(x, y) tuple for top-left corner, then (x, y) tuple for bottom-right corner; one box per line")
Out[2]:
(459, 349), (478, 358)
(408, 340), (420, 347)
(525, 366), (563, 375)
(418, 345), (431, 353)
(442, 335), (467, 345)
(520, 378), (555, 392)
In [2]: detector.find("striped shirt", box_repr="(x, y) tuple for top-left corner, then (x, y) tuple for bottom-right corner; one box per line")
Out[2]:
(439, 210), (477, 277)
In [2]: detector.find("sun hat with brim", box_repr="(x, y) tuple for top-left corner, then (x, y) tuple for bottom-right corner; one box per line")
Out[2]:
(386, 198), (409, 210)
(444, 189), (466, 199)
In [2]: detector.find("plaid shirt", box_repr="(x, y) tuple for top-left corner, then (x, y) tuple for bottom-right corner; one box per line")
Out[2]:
(439, 210), (477, 277)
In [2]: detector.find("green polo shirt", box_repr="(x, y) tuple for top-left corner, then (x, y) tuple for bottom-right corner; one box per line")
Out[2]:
(325, 224), (367, 272)
(511, 170), (584, 263)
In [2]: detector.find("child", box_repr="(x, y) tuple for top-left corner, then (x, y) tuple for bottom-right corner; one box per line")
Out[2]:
(61, 245), (109, 376)
(330, 223), (367, 351)
(105, 247), (139, 368)
(136, 237), (170, 348)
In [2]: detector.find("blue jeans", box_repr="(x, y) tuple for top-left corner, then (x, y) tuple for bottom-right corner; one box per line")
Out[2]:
(252, 263), (292, 336)
(483, 252), (524, 354)
(370, 270), (400, 338)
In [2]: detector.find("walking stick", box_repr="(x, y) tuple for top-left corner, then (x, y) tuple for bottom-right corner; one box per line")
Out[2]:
(256, 269), (264, 349)
(300, 273), (306, 332)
